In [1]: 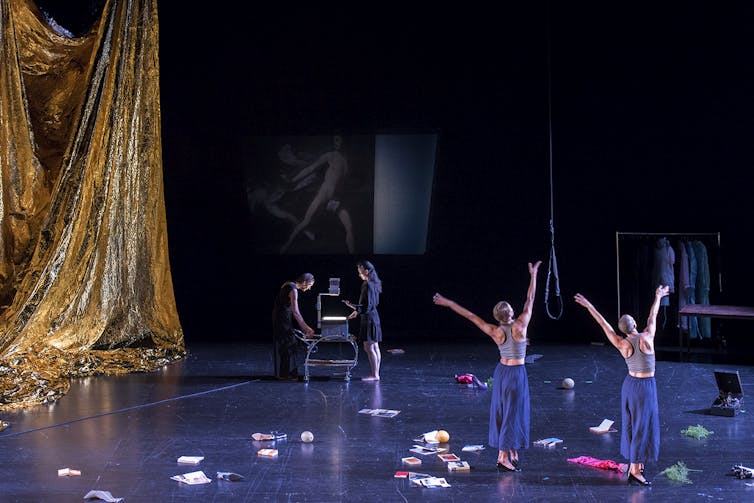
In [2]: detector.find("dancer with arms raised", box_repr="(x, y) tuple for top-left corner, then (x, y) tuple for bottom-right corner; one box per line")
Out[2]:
(433, 261), (541, 472)
(574, 285), (669, 486)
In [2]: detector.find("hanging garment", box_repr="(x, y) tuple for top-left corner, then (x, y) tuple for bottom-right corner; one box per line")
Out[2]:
(686, 241), (700, 339)
(629, 241), (652, 321)
(693, 241), (711, 339)
(651, 237), (675, 307)
(676, 241), (691, 332)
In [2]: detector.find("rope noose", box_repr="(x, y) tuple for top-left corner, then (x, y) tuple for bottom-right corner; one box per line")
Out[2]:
(545, 218), (563, 320)
(544, 12), (563, 321)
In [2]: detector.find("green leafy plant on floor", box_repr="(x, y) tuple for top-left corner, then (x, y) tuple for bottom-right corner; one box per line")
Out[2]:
(681, 424), (714, 440)
(486, 377), (493, 389)
(659, 461), (696, 484)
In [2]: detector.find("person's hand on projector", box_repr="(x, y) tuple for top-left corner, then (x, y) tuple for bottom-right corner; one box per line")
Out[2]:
(343, 299), (358, 319)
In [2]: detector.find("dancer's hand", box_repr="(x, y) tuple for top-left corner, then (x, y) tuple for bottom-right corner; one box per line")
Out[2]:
(529, 261), (542, 275)
(432, 293), (452, 307)
(573, 293), (592, 309)
(655, 285), (670, 298)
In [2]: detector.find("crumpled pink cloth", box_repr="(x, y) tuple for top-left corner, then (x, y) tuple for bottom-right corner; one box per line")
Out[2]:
(454, 374), (488, 389)
(455, 374), (475, 384)
(568, 455), (628, 473)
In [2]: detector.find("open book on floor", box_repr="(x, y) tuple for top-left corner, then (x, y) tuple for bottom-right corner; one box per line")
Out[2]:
(534, 437), (563, 447)
(447, 461), (471, 471)
(589, 419), (615, 434)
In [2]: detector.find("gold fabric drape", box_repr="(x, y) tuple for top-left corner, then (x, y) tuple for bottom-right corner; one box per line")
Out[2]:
(0, 0), (184, 410)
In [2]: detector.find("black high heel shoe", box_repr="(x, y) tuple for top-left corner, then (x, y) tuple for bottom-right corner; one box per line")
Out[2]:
(496, 462), (521, 472)
(627, 473), (651, 486)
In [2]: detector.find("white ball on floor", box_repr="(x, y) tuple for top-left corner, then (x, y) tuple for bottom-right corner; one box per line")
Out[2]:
(561, 378), (575, 389)
(301, 430), (314, 443)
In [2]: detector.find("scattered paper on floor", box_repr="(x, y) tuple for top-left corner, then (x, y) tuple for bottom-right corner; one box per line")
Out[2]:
(410, 445), (447, 456)
(170, 470), (212, 485)
(462, 445), (485, 452)
(410, 476), (451, 488)
(438, 453), (460, 462)
(177, 456), (204, 464)
(358, 408), (400, 418)
(447, 461), (471, 471)
(534, 437), (563, 447)
(58, 468), (81, 476)
(217, 471), (245, 481)
(83, 490), (124, 502)
(589, 419), (615, 434)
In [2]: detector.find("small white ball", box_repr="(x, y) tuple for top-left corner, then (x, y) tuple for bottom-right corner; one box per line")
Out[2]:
(561, 378), (575, 390)
(300, 430), (314, 443)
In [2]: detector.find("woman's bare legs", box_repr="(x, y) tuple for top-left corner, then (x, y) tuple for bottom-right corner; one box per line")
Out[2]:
(280, 191), (326, 253)
(362, 341), (381, 381)
(336, 208), (355, 254)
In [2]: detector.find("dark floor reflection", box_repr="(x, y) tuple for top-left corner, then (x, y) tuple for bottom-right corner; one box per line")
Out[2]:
(1, 341), (752, 502)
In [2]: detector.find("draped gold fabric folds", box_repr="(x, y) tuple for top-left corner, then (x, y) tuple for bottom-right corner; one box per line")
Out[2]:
(0, 0), (184, 410)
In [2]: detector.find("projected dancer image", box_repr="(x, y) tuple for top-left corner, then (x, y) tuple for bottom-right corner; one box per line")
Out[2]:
(344, 261), (383, 381)
(272, 273), (316, 380)
(433, 261), (541, 472)
(247, 185), (314, 241)
(280, 135), (355, 254)
(574, 285), (669, 486)
(246, 144), (317, 244)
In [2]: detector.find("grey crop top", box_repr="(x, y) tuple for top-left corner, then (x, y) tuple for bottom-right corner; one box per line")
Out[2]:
(497, 324), (526, 360)
(624, 336), (655, 374)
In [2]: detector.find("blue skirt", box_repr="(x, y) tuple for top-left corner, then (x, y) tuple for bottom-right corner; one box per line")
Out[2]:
(621, 375), (660, 463)
(488, 363), (530, 451)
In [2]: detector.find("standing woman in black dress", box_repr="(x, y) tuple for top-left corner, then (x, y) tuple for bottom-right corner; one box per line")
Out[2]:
(345, 261), (383, 381)
(272, 273), (316, 380)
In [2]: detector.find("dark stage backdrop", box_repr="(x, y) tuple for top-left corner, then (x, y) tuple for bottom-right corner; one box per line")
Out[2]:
(38, 2), (754, 355)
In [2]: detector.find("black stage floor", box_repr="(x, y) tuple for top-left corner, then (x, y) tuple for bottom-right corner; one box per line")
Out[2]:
(1, 340), (753, 502)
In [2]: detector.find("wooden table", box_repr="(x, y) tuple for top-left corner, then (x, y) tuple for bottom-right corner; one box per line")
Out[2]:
(678, 304), (754, 357)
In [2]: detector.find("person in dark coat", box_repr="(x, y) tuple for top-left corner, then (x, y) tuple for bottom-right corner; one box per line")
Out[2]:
(272, 273), (315, 380)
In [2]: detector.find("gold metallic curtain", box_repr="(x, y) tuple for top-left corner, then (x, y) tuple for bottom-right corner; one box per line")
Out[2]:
(0, 0), (184, 410)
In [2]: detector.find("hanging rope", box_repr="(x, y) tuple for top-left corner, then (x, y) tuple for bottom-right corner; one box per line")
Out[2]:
(544, 7), (563, 320)
(545, 219), (563, 320)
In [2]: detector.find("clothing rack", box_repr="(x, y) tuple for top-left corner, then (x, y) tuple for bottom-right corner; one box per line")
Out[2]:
(615, 231), (721, 321)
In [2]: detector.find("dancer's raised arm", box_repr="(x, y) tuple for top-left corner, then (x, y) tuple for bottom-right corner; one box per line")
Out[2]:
(574, 293), (629, 354)
(517, 261), (541, 328)
(644, 285), (670, 337)
(432, 293), (499, 339)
